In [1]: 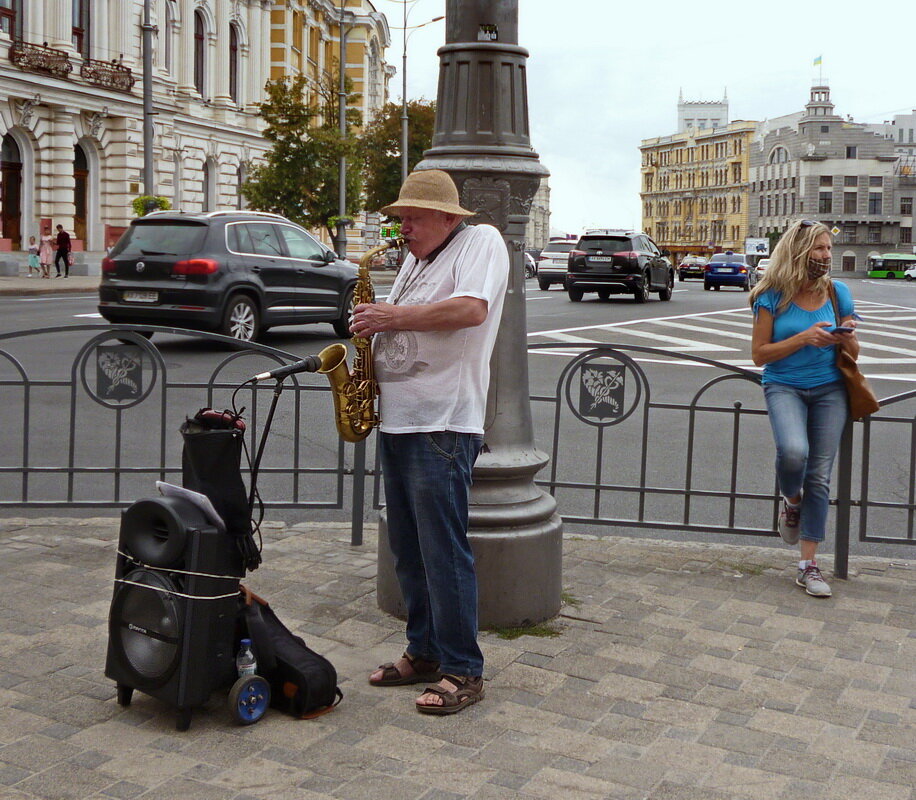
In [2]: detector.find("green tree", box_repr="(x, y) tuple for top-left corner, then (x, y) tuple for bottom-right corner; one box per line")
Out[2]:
(241, 71), (363, 238)
(360, 100), (436, 213)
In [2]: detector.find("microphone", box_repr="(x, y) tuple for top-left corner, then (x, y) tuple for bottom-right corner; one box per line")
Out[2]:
(251, 355), (322, 382)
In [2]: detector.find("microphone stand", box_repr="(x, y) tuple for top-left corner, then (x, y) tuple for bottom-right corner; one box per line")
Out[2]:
(246, 378), (286, 519)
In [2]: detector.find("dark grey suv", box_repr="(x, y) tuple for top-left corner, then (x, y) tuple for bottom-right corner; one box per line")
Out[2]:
(566, 230), (674, 303)
(98, 211), (358, 341)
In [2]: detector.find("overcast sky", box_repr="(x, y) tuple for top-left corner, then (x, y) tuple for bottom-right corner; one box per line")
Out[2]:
(378, 0), (914, 236)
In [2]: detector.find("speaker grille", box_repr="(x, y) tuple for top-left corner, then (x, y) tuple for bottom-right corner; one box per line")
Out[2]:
(110, 569), (182, 686)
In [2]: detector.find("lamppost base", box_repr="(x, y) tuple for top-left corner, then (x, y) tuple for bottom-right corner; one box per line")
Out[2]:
(376, 503), (563, 628)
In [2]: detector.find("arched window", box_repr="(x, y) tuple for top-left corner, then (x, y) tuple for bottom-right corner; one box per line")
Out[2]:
(229, 23), (240, 104)
(194, 10), (205, 95)
(0, 0), (21, 38)
(768, 146), (789, 165)
(72, 0), (90, 57)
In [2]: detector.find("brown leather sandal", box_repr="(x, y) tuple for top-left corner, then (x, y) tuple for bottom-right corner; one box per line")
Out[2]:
(369, 651), (441, 687)
(415, 674), (484, 715)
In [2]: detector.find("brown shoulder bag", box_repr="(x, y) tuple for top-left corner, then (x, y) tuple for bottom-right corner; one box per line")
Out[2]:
(828, 283), (879, 420)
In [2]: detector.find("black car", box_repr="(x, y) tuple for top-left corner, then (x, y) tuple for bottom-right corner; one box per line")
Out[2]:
(566, 230), (674, 303)
(98, 211), (358, 341)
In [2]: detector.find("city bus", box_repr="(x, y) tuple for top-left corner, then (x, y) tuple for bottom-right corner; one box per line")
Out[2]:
(866, 253), (916, 278)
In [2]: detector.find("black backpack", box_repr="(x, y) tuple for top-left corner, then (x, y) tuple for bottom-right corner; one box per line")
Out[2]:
(238, 586), (342, 718)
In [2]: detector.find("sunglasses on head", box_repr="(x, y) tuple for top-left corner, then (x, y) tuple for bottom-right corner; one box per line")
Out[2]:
(799, 220), (818, 228)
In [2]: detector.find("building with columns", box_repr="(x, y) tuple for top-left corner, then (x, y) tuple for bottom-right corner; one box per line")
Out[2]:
(0, 1), (391, 269)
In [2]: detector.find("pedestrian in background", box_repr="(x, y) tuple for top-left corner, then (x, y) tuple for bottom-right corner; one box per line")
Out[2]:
(749, 219), (860, 598)
(39, 227), (54, 278)
(54, 224), (71, 278)
(26, 236), (40, 278)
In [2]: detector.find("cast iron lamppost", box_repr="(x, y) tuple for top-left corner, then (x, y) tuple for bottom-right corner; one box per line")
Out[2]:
(334, 2), (354, 258)
(377, 0), (561, 627)
(141, 0), (157, 213)
(397, 11), (444, 183)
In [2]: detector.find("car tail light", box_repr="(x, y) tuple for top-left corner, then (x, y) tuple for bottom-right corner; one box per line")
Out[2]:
(173, 258), (220, 275)
(613, 251), (638, 258)
(738, 267), (747, 273)
(101, 257), (116, 273)
(569, 250), (587, 257)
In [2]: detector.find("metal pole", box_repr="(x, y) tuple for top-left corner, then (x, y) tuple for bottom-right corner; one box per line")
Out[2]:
(141, 0), (156, 211)
(401, 3), (408, 184)
(335, 2), (348, 258)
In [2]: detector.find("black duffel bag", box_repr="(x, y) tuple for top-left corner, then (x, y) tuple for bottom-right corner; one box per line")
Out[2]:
(239, 586), (342, 719)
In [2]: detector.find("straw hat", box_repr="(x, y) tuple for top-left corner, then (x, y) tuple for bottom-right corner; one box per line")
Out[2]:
(380, 170), (475, 217)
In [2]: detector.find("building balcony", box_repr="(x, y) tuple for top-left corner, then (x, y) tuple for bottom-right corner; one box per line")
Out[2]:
(80, 56), (135, 93)
(9, 40), (72, 79)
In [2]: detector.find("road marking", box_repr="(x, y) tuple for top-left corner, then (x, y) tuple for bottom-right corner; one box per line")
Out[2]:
(528, 305), (748, 338)
(74, 313), (103, 318)
(9, 294), (98, 302)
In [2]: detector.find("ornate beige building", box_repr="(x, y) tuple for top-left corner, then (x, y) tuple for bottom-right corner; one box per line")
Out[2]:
(640, 118), (757, 262)
(0, 1), (391, 270)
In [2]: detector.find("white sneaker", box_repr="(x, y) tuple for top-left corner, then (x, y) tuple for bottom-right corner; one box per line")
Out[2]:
(778, 500), (801, 545)
(796, 563), (832, 597)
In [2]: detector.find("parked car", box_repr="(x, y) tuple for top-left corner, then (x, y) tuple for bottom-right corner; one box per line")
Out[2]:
(98, 211), (358, 342)
(565, 230), (674, 303)
(755, 258), (770, 280)
(536, 239), (577, 290)
(905, 264), (916, 281)
(678, 256), (708, 281)
(524, 252), (537, 278)
(703, 252), (756, 292)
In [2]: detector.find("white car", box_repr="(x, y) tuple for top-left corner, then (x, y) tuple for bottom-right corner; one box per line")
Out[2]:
(524, 252), (537, 278)
(905, 264), (916, 281)
(755, 258), (770, 280)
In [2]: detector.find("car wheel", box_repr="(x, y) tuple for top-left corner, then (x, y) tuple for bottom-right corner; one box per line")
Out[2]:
(567, 285), (584, 302)
(538, 277), (550, 291)
(597, 288), (611, 301)
(704, 282), (711, 291)
(634, 275), (650, 303)
(885, 271), (895, 279)
(714, 285), (721, 291)
(742, 280), (750, 292)
(332, 287), (355, 338)
(658, 272), (674, 301)
(906, 274), (913, 281)
(221, 294), (260, 342)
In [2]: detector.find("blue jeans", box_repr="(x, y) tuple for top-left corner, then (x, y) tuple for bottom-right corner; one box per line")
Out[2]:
(763, 380), (848, 543)
(380, 431), (484, 676)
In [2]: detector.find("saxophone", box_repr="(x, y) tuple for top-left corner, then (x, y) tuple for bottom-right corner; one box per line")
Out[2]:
(317, 239), (403, 443)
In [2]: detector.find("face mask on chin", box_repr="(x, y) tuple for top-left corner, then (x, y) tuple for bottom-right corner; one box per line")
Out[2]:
(806, 258), (831, 280)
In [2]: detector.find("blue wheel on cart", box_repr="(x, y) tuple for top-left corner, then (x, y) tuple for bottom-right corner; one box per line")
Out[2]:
(228, 675), (270, 725)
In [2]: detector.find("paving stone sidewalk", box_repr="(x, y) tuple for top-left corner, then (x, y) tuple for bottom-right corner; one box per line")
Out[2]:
(1, 516), (914, 800)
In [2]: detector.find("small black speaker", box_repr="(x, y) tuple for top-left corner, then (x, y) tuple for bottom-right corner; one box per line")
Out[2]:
(105, 496), (244, 730)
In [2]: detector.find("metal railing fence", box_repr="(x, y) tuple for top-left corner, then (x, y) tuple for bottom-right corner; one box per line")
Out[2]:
(1, 327), (913, 578)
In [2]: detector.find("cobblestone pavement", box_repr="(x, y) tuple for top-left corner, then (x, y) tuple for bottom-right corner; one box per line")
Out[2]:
(1, 516), (914, 800)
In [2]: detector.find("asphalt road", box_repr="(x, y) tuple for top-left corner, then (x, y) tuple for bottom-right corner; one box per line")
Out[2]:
(2, 275), (915, 560)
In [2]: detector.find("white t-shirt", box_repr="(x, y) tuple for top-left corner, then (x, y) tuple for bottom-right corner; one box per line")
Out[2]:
(373, 223), (508, 434)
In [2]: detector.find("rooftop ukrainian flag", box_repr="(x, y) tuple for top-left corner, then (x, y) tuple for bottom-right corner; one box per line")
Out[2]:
(813, 55), (822, 66)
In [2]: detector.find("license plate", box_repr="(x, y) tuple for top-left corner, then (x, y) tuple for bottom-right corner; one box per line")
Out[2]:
(123, 291), (158, 303)
(590, 256), (613, 262)
(714, 267), (731, 273)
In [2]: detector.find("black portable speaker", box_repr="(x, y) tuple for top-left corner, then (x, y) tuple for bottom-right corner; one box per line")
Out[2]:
(105, 495), (244, 730)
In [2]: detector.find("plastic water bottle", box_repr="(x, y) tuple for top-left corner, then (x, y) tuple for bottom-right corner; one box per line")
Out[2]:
(236, 638), (257, 677)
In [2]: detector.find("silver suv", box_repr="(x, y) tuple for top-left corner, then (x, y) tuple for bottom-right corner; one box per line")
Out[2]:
(536, 238), (577, 290)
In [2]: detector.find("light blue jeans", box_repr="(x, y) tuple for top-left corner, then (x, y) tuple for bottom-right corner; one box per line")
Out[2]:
(380, 431), (484, 676)
(763, 380), (848, 543)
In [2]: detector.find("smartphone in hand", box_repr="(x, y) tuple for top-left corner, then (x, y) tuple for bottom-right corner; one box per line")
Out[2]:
(830, 326), (855, 333)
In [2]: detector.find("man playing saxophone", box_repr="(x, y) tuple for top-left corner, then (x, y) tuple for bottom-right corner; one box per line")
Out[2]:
(350, 169), (508, 715)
